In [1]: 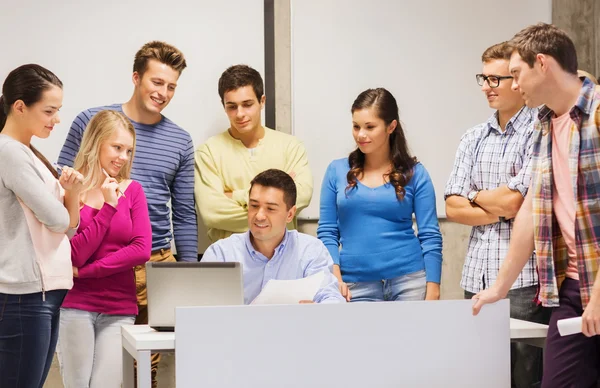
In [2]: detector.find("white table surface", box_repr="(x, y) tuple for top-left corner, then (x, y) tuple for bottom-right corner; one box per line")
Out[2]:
(121, 318), (549, 388)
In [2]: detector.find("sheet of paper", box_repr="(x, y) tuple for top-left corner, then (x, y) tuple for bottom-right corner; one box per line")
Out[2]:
(251, 271), (326, 305)
(557, 317), (582, 336)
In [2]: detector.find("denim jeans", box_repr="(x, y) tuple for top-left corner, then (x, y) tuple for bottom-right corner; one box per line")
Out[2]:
(57, 308), (135, 388)
(465, 285), (551, 388)
(347, 270), (427, 302)
(0, 289), (67, 388)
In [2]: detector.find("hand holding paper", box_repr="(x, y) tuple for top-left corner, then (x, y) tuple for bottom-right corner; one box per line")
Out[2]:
(252, 271), (325, 305)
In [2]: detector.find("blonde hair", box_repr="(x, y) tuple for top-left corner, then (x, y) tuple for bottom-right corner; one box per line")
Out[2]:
(577, 69), (599, 85)
(73, 110), (136, 197)
(481, 41), (512, 62)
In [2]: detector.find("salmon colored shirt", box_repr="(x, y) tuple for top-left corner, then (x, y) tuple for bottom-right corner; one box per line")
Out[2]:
(551, 112), (579, 280)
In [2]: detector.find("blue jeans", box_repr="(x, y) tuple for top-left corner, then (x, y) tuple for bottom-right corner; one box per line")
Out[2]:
(0, 290), (67, 388)
(465, 286), (551, 388)
(347, 270), (427, 302)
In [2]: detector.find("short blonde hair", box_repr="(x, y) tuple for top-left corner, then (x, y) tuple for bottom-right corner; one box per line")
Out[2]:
(73, 110), (136, 196)
(481, 42), (512, 62)
(577, 69), (599, 85)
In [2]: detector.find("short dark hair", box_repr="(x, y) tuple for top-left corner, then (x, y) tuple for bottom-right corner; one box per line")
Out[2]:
(133, 41), (187, 77)
(218, 65), (264, 104)
(250, 169), (297, 209)
(481, 41), (512, 62)
(509, 23), (577, 74)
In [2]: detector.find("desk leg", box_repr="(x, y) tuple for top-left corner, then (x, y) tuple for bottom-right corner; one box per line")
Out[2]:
(137, 350), (152, 388)
(123, 347), (135, 388)
(512, 338), (546, 348)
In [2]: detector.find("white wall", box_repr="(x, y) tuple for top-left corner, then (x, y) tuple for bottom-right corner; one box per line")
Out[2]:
(290, 0), (551, 218)
(0, 0), (265, 252)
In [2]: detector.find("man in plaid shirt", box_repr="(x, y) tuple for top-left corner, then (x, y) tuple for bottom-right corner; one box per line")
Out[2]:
(474, 23), (600, 388)
(445, 42), (550, 388)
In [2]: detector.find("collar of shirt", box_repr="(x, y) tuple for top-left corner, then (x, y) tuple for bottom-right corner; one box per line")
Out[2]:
(485, 106), (532, 136)
(538, 77), (596, 130)
(243, 229), (290, 263)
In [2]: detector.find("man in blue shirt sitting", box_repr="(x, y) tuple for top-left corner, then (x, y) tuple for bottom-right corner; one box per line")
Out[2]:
(202, 169), (344, 304)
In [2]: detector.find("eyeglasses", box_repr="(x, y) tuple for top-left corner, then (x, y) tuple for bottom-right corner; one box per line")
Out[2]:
(476, 74), (513, 88)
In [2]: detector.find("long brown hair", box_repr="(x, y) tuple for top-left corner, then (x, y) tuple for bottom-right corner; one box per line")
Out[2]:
(346, 88), (417, 201)
(0, 64), (63, 178)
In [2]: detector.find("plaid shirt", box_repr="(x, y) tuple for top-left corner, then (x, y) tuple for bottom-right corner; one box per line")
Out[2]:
(532, 78), (600, 308)
(445, 106), (538, 293)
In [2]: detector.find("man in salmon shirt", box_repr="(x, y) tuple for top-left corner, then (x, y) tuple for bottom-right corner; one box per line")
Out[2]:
(473, 23), (600, 387)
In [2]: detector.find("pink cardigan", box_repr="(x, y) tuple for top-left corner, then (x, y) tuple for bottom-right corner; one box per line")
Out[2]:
(62, 181), (152, 315)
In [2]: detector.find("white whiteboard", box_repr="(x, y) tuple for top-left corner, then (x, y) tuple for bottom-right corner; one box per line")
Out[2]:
(0, 0), (264, 252)
(291, 0), (551, 218)
(176, 300), (510, 388)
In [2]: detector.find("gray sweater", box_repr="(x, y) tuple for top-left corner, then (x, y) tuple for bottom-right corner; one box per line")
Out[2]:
(0, 134), (73, 294)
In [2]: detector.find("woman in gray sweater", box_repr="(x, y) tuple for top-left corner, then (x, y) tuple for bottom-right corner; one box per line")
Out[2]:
(0, 64), (83, 388)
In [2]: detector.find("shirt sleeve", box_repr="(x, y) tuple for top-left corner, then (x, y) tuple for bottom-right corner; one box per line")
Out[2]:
(413, 164), (443, 284)
(170, 135), (198, 261)
(2, 144), (69, 233)
(194, 143), (248, 235)
(316, 162), (341, 265)
(444, 131), (475, 199)
(507, 125), (535, 197)
(57, 110), (91, 167)
(283, 138), (313, 214)
(70, 203), (117, 267)
(78, 183), (152, 278)
(304, 242), (345, 304)
(199, 243), (226, 263)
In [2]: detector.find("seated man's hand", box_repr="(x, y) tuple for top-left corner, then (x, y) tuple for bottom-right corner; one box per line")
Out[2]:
(299, 300), (314, 304)
(224, 191), (233, 198)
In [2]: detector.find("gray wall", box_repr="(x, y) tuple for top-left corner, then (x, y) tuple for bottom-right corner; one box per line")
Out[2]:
(275, 0), (600, 300)
(553, 0), (600, 78)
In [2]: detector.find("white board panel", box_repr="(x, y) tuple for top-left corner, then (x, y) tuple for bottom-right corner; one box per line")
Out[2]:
(291, 0), (551, 218)
(176, 300), (510, 388)
(0, 0), (265, 252)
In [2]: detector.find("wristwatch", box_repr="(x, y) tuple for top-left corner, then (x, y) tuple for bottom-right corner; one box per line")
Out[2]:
(467, 190), (479, 203)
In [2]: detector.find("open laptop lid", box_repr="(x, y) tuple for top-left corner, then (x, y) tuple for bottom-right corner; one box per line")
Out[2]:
(146, 262), (244, 331)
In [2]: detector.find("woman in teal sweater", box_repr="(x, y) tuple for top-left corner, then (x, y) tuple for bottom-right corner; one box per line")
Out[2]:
(317, 88), (443, 302)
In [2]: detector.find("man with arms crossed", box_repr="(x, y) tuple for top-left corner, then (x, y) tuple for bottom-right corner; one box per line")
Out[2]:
(58, 41), (197, 387)
(195, 65), (312, 242)
(445, 41), (550, 387)
(473, 24), (600, 388)
(203, 169), (343, 304)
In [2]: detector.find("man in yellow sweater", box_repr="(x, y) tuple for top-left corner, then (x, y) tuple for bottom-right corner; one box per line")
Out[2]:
(195, 65), (313, 242)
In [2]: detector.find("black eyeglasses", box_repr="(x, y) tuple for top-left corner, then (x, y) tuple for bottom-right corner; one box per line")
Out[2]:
(476, 74), (513, 88)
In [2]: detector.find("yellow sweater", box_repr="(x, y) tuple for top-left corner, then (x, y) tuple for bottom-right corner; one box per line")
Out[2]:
(194, 127), (313, 242)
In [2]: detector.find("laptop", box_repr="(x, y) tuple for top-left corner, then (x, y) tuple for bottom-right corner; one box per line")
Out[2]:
(146, 262), (244, 331)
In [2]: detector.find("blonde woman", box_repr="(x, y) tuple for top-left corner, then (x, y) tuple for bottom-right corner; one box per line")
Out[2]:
(57, 110), (152, 388)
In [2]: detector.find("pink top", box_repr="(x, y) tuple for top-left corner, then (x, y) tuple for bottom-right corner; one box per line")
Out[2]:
(551, 112), (579, 280)
(62, 181), (152, 315)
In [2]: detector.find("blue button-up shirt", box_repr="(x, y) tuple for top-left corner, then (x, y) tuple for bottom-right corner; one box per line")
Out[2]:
(202, 230), (345, 304)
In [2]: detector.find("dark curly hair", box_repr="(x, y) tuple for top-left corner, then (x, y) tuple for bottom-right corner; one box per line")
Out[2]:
(346, 88), (417, 201)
